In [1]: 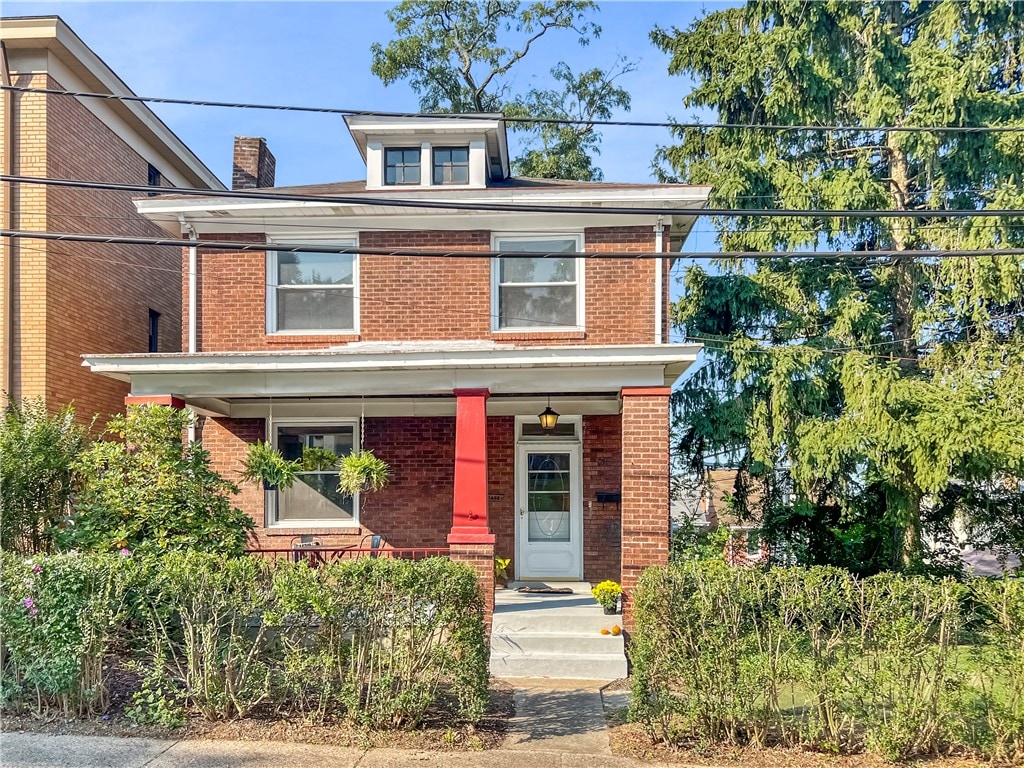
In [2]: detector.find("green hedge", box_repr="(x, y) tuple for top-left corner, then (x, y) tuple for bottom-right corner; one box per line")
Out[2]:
(0, 552), (488, 729)
(630, 562), (1024, 762)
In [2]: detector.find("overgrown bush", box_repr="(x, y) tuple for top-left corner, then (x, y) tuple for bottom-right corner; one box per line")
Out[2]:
(630, 562), (1024, 763)
(61, 405), (252, 555)
(0, 399), (89, 554)
(0, 551), (489, 730)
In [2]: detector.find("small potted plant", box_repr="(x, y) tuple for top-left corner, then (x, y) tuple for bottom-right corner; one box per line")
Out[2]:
(338, 450), (391, 496)
(240, 440), (300, 490)
(592, 580), (623, 615)
(494, 556), (511, 588)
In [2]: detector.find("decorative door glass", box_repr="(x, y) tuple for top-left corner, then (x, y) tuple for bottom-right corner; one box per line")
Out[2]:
(526, 452), (571, 542)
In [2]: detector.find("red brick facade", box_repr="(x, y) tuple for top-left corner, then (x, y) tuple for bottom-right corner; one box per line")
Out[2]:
(619, 387), (671, 628)
(204, 413), (627, 584)
(4, 72), (182, 424)
(185, 227), (667, 352)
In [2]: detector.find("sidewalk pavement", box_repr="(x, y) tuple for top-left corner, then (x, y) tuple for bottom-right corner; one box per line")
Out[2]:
(0, 678), (649, 768)
(0, 733), (675, 768)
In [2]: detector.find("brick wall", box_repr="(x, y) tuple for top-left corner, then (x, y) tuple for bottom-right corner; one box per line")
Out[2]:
(619, 387), (671, 628)
(189, 227), (661, 351)
(5, 72), (183, 425)
(203, 412), (623, 584)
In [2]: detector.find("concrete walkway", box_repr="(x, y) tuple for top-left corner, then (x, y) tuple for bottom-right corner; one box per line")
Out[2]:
(503, 679), (612, 755)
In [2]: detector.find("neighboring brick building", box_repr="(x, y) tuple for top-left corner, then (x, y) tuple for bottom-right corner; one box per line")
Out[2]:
(0, 16), (222, 423)
(85, 114), (710, 622)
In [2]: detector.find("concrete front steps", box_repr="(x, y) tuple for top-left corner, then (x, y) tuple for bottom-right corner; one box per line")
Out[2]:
(489, 581), (627, 680)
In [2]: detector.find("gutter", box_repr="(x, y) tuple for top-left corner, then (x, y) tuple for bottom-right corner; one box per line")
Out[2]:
(654, 217), (664, 344)
(179, 214), (198, 443)
(1, 42), (13, 406)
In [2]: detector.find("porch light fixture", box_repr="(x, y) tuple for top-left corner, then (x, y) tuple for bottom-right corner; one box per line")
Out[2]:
(538, 398), (560, 430)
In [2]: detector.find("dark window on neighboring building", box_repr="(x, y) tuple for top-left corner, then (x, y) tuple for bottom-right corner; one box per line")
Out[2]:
(433, 146), (469, 185)
(147, 163), (162, 196)
(384, 148), (421, 185)
(148, 309), (160, 353)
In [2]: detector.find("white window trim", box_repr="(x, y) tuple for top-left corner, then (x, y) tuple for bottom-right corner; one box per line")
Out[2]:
(266, 238), (360, 336)
(490, 233), (586, 333)
(266, 416), (361, 528)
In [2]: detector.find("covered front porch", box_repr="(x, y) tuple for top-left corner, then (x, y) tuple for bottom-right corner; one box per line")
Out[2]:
(85, 342), (699, 624)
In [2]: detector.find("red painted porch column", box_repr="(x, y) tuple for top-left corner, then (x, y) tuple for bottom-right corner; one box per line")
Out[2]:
(125, 395), (186, 409)
(619, 386), (671, 631)
(448, 388), (496, 630)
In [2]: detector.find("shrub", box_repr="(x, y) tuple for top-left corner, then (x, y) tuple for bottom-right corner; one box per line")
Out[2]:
(1, 551), (489, 730)
(630, 562), (1020, 761)
(0, 551), (132, 716)
(61, 405), (252, 555)
(0, 399), (89, 554)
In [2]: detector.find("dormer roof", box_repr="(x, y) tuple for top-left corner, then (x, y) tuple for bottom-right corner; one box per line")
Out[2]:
(343, 113), (510, 182)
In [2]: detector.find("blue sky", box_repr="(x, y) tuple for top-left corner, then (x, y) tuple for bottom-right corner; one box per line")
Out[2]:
(5, 0), (734, 187)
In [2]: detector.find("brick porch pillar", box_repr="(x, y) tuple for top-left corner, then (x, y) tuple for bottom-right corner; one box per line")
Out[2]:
(448, 388), (496, 630)
(619, 386), (671, 630)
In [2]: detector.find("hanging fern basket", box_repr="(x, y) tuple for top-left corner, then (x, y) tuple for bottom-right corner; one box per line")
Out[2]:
(338, 450), (391, 496)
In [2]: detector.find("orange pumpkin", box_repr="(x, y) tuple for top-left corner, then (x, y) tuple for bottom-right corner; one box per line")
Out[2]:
(611, 625), (622, 636)
(600, 628), (611, 635)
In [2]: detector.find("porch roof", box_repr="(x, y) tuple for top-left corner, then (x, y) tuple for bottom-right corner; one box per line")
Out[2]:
(83, 343), (701, 407)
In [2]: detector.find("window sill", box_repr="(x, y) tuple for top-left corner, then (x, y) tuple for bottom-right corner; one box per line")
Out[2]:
(265, 526), (362, 536)
(266, 333), (361, 345)
(491, 329), (587, 341)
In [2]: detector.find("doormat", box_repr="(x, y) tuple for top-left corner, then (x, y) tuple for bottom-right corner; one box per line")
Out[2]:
(516, 587), (574, 594)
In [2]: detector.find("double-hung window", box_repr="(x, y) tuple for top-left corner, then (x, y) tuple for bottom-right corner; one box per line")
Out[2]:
(384, 148), (421, 185)
(269, 246), (357, 333)
(493, 236), (583, 330)
(270, 421), (358, 526)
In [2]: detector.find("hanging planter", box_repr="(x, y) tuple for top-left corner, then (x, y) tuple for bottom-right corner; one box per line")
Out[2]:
(338, 450), (391, 496)
(240, 440), (300, 490)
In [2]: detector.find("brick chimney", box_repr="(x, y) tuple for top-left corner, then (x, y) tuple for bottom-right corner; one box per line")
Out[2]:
(232, 136), (276, 189)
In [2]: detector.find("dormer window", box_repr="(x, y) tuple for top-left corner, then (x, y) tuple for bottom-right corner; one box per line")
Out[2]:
(433, 147), (470, 185)
(384, 148), (421, 185)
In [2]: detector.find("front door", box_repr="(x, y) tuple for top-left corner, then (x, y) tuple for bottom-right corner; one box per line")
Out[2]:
(515, 444), (583, 580)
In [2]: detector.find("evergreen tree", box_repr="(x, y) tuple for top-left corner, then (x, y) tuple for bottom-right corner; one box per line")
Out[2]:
(654, 0), (1024, 572)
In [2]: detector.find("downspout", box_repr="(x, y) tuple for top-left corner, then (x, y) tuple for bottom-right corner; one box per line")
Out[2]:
(180, 215), (198, 443)
(1, 42), (14, 406)
(654, 216), (664, 344)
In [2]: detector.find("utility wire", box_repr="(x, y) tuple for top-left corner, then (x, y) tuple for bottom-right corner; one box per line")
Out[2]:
(5, 84), (1024, 134)
(5, 229), (1024, 261)
(16, 239), (1013, 363)
(6, 175), (1024, 219)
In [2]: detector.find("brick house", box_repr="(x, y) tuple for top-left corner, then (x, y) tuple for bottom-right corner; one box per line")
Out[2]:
(0, 16), (222, 422)
(84, 115), (709, 622)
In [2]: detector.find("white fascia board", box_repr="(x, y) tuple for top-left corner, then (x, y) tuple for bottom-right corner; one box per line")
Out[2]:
(135, 186), (711, 224)
(84, 343), (701, 374)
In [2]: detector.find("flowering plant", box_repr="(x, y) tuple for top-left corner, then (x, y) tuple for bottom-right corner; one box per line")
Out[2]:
(591, 580), (622, 610)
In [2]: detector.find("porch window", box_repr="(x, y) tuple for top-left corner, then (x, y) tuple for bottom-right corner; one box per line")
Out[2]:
(268, 248), (356, 333)
(270, 422), (358, 526)
(493, 236), (583, 330)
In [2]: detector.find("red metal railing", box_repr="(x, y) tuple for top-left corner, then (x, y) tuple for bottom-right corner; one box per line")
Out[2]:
(245, 546), (450, 565)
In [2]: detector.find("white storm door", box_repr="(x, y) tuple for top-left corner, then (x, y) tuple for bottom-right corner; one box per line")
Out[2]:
(516, 444), (583, 580)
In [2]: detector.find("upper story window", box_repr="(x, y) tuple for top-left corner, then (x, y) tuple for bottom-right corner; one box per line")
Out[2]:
(148, 309), (160, 353)
(492, 236), (583, 330)
(384, 148), (421, 185)
(146, 163), (162, 196)
(268, 247), (357, 333)
(433, 147), (470, 185)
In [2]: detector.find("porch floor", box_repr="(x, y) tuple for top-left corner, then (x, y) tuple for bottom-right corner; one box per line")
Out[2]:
(489, 583), (628, 680)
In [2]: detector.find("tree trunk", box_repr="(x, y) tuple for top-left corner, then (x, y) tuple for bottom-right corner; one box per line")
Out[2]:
(886, 131), (924, 569)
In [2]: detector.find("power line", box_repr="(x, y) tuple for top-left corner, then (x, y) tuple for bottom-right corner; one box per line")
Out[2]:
(6, 175), (1024, 219)
(5, 84), (1024, 134)
(5, 229), (1024, 261)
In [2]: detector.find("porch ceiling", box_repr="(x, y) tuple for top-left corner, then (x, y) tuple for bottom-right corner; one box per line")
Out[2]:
(83, 343), (700, 412)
